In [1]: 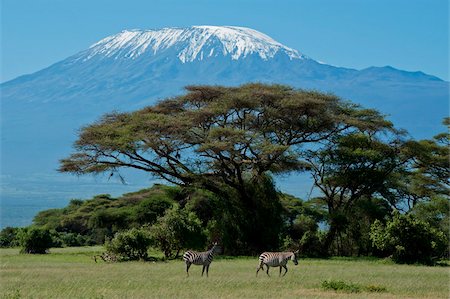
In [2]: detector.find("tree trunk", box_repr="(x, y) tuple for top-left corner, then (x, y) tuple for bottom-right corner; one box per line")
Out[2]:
(323, 221), (338, 256)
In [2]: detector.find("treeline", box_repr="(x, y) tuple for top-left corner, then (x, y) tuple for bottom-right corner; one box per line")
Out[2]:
(0, 183), (321, 255)
(1, 84), (448, 264)
(1, 182), (448, 264)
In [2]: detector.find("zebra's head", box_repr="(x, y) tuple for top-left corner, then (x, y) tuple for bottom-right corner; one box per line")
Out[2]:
(291, 251), (299, 265)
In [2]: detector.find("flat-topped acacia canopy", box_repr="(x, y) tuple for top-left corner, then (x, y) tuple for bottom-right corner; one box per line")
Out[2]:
(59, 83), (391, 197)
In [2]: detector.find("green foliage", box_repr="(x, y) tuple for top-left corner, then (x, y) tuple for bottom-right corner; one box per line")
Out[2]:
(33, 209), (63, 229)
(105, 227), (152, 261)
(213, 174), (284, 255)
(327, 197), (392, 256)
(57, 232), (90, 247)
(149, 204), (205, 258)
(321, 280), (361, 293)
(305, 130), (406, 255)
(0, 227), (20, 248)
(31, 185), (177, 246)
(381, 118), (449, 209)
(279, 194), (328, 257)
(280, 194), (326, 228)
(321, 280), (387, 293)
(132, 195), (173, 224)
(365, 284), (387, 292)
(299, 231), (325, 257)
(370, 212), (447, 264)
(411, 197), (449, 238)
(17, 227), (53, 254)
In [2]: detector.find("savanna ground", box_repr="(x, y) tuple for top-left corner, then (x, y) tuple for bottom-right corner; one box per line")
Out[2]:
(0, 247), (448, 299)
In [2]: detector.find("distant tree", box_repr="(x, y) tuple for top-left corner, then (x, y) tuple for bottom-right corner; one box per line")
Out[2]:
(59, 83), (391, 253)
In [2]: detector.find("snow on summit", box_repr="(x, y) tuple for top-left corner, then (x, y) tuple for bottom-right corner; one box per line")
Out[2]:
(84, 26), (306, 62)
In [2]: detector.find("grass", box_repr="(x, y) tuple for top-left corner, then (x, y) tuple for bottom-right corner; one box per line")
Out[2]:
(1, 247), (449, 299)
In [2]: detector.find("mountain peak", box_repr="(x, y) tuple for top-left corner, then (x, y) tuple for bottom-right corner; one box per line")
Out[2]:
(82, 26), (306, 63)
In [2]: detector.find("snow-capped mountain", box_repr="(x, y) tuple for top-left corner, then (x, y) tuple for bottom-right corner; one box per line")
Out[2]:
(1, 26), (448, 227)
(82, 26), (305, 62)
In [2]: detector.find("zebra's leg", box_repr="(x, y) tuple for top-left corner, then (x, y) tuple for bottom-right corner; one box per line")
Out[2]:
(265, 265), (270, 277)
(206, 264), (210, 277)
(202, 265), (206, 276)
(186, 262), (191, 277)
(279, 266), (282, 276)
(256, 262), (264, 276)
(282, 265), (288, 277)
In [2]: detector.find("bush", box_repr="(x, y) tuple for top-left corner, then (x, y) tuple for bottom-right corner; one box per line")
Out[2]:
(0, 227), (20, 247)
(321, 280), (386, 293)
(17, 227), (53, 254)
(150, 204), (205, 259)
(57, 232), (89, 247)
(321, 280), (361, 293)
(370, 211), (447, 264)
(105, 227), (152, 261)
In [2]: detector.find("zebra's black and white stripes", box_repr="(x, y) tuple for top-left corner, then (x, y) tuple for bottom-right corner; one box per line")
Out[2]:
(256, 251), (298, 277)
(183, 242), (219, 277)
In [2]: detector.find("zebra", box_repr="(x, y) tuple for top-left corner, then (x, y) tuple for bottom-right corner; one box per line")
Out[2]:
(256, 251), (299, 277)
(183, 242), (220, 277)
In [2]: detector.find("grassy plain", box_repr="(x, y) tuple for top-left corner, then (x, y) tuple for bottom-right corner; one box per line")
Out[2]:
(1, 247), (448, 299)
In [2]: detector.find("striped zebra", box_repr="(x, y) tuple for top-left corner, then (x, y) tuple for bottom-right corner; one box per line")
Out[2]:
(183, 242), (219, 277)
(256, 251), (299, 277)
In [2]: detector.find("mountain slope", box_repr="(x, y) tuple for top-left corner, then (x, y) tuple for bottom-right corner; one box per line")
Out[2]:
(1, 26), (448, 227)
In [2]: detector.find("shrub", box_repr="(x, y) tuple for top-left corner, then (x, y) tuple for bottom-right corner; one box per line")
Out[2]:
(17, 227), (53, 254)
(365, 284), (387, 292)
(0, 227), (20, 247)
(321, 280), (387, 293)
(150, 205), (205, 259)
(57, 232), (88, 247)
(370, 211), (447, 264)
(105, 227), (152, 261)
(321, 280), (361, 293)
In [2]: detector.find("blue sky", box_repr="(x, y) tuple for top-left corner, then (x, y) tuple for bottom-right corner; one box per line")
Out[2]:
(1, 0), (448, 82)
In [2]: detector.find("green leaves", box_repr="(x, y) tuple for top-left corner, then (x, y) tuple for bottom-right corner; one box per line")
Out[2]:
(370, 211), (448, 264)
(149, 204), (206, 258)
(17, 227), (53, 254)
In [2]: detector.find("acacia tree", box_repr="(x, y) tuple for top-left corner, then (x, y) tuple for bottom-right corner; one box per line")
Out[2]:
(304, 130), (408, 254)
(378, 118), (449, 210)
(59, 83), (390, 253)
